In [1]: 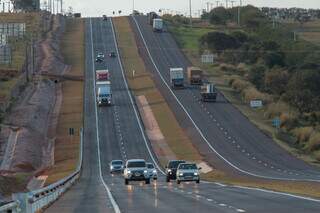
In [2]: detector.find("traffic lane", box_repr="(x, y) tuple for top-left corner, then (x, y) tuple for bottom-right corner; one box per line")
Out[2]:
(46, 18), (113, 213)
(132, 15), (320, 179)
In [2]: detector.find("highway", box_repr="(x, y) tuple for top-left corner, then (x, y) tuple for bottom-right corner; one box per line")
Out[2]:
(45, 17), (320, 213)
(130, 15), (320, 182)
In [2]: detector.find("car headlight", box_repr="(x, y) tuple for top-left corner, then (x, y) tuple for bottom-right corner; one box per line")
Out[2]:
(168, 169), (171, 172)
(127, 170), (131, 173)
(152, 170), (157, 173)
(194, 172), (199, 176)
(179, 173), (184, 176)
(144, 170), (148, 173)
(110, 166), (114, 169)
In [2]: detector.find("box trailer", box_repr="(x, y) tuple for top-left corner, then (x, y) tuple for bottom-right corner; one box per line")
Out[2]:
(187, 67), (203, 85)
(170, 68), (184, 88)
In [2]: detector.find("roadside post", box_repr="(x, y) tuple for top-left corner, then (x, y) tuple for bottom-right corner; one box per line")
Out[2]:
(272, 117), (281, 132)
(69, 127), (75, 143)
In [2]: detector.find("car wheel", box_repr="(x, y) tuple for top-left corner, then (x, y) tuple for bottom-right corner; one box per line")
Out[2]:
(125, 179), (129, 185)
(166, 176), (170, 182)
(145, 179), (150, 184)
(177, 180), (181, 184)
(196, 179), (200, 184)
(154, 177), (157, 180)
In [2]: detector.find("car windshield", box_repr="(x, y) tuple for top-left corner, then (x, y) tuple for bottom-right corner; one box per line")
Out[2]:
(112, 161), (123, 165)
(168, 161), (185, 168)
(178, 164), (197, 170)
(127, 161), (146, 168)
(147, 163), (154, 169)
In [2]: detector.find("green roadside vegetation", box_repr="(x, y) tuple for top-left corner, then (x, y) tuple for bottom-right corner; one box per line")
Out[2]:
(113, 17), (202, 166)
(45, 18), (84, 185)
(165, 7), (320, 197)
(0, 173), (30, 196)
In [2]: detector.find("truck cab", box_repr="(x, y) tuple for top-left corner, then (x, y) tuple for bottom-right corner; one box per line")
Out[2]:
(153, 18), (163, 32)
(170, 68), (184, 89)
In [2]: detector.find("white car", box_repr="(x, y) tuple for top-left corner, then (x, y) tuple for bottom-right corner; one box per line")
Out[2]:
(109, 160), (124, 174)
(123, 159), (150, 185)
(146, 163), (157, 180)
(176, 163), (201, 184)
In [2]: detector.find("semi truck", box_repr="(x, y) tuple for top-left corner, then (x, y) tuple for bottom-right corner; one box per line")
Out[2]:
(96, 69), (110, 81)
(200, 83), (217, 102)
(148, 12), (158, 25)
(187, 67), (203, 85)
(153, 18), (163, 32)
(96, 81), (112, 106)
(170, 68), (184, 88)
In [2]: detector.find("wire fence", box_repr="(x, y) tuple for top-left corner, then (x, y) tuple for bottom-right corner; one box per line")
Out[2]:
(0, 22), (26, 37)
(0, 44), (11, 64)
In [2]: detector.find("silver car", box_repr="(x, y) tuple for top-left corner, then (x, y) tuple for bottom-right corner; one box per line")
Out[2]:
(124, 159), (150, 185)
(146, 163), (158, 180)
(176, 163), (201, 184)
(109, 160), (124, 174)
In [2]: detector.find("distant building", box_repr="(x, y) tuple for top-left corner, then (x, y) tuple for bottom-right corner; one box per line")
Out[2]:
(12, 0), (40, 11)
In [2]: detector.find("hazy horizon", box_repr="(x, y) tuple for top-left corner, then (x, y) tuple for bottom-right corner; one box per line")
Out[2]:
(62, 0), (320, 17)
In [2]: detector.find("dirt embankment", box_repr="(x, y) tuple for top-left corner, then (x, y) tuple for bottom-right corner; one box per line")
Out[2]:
(0, 14), (68, 197)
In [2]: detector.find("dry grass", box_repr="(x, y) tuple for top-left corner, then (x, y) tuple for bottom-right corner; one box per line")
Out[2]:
(292, 127), (314, 145)
(45, 18), (84, 185)
(114, 17), (202, 165)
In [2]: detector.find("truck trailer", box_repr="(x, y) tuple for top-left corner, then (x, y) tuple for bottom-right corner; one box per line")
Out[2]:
(153, 18), (163, 32)
(200, 83), (217, 102)
(96, 81), (112, 106)
(96, 69), (110, 81)
(148, 12), (158, 25)
(187, 67), (203, 85)
(170, 68), (184, 88)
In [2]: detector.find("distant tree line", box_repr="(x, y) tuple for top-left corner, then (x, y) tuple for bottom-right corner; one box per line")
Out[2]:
(11, 0), (40, 11)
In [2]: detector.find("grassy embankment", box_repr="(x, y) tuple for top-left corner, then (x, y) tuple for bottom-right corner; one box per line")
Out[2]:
(167, 23), (320, 198)
(113, 17), (201, 166)
(45, 19), (84, 184)
(0, 13), (42, 107)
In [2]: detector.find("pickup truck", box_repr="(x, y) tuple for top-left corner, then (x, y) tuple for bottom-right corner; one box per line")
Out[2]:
(170, 68), (184, 88)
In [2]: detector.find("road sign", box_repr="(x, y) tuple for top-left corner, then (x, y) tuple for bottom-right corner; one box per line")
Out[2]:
(201, 54), (215, 64)
(69, 128), (75, 136)
(250, 100), (263, 108)
(272, 117), (281, 129)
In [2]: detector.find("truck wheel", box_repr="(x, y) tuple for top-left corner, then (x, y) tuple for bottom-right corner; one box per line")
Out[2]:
(177, 180), (181, 184)
(145, 179), (150, 184)
(196, 179), (200, 184)
(166, 176), (170, 182)
(125, 179), (129, 185)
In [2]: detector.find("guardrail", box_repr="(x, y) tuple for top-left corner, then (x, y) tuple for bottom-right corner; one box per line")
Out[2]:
(0, 128), (83, 213)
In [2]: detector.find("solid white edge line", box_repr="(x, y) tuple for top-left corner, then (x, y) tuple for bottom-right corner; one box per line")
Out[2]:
(131, 15), (320, 183)
(89, 18), (121, 213)
(109, 18), (165, 175)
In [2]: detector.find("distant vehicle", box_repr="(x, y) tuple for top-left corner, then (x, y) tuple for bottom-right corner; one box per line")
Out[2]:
(96, 69), (110, 81)
(153, 18), (163, 32)
(200, 83), (217, 102)
(132, 10), (140, 16)
(148, 12), (158, 25)
(103, 15), (108, 21)
(96, 81), (112, 106)
(176, 163), (201, 184)
(187, 67), (203, 85)
(165, 160), (186, 182)
(109, 160), (124, 173)
(170, 68), (184, 88)
(146, 163), (158, 180)
(124, 159), (150, 185)
(109, 52), (116, 58)
(96, 53), (105, 63)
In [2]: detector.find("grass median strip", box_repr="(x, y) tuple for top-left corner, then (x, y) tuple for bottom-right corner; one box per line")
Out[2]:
(113, 17), (202, 165)
(45, 19), (84, 185)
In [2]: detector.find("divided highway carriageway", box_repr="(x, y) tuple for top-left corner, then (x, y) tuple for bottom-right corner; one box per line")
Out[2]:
(45, 17), (320, 213)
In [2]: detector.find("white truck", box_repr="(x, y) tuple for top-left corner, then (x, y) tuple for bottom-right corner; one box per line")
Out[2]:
(170, 68), (184, 88)
(153, 18), (163, 32)
(96, 81), (112, 106)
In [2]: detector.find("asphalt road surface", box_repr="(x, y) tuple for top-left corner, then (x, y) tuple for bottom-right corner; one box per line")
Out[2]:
(45, 17), (320, 213)
(130, 15), (320, 182)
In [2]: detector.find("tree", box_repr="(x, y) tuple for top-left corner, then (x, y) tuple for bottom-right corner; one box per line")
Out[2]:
(11, 0), (39, 11)
(248, 64), (266, 91)
(264, 68), (289, 95)
(263, 51), (285, 68)
(209, 7), (230, 25)
(200, 32), (240, 53)
(240, 5), (267, 29)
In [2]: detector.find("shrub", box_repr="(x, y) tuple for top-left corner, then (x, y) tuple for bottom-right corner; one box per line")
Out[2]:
(305, 132), (320, 152)
(242, 87), (271, 104)
(264, 101), (291, 119)
(220, 63), (237, 73)
(292, 127), (314, 145)
(280, 112), (299, 131)
(230, 78), (250, 92)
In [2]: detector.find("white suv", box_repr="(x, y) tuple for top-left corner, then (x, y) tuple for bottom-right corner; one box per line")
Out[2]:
(124, 159), (150, 185)
(176, 163), (201, 184)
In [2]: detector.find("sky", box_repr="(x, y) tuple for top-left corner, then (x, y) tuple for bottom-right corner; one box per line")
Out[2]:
(61, 0), (320, 17)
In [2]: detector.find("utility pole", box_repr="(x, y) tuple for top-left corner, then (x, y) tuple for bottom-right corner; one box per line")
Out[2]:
(132, 0), (134, 14)
(206, 2), (210, 12)
(231, 0), (235, 8)
(238, 0), (242, 26)
(61, 0), (63, 14)
(216, 1), (220, 8)
(225, 0), (228, 8)
(189, 0), (192, 28)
